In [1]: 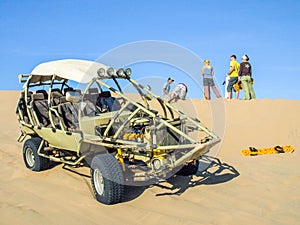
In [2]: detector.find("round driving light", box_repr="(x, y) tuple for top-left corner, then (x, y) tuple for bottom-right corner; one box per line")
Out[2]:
(152, 158), (162, 171)
(125, 68), (132, 76)
(117, 68), (125, 77)
(97, 68), (105, 77)
(107, 67), (114, 76)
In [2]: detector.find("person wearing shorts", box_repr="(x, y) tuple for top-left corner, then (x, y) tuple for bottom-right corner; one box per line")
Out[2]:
(168, 83), (187, 103)
(226, 55), (240, 100)
(202, 59), (221, 100)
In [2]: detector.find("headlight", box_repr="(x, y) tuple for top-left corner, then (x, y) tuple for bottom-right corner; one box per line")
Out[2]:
(97, 68), (105, 77)
(116, 68), (125, 77)
(125, 68), (132, 76)
(107, 67), (114, 76)
(152, 158), (162, 171)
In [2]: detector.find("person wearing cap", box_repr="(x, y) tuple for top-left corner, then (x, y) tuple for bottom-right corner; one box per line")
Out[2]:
(202, 59), (221, 100)
(162, 77), (174, 97)
(226, 55), (240, 100)
(238, 54), (256, 100)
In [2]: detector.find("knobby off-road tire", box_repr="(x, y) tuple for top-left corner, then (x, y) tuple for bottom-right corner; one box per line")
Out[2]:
(91, 154), (124, 205)
(23, 137), (49, 171)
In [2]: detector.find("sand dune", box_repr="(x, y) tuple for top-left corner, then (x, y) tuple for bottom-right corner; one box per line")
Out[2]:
(1, 90), (299, 225)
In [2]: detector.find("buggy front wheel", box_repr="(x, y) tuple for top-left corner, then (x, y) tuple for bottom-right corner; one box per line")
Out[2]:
(90, 154), (124, 204)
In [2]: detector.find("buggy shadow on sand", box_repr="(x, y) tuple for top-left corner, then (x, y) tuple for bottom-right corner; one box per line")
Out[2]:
(58, 155), (238, 203)
(16, 59), (221, 204)
(154, 156), (239, 196)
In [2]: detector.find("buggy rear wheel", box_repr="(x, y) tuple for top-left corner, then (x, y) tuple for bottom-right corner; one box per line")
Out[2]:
(23, 137), (49, 171)
(91, 154), (124, 204)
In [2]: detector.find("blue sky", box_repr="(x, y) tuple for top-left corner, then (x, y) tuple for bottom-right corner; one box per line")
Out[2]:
(1, 0), (300, 99)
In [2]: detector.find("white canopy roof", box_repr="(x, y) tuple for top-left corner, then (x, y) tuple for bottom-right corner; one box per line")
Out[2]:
(29, 59), (111, 83)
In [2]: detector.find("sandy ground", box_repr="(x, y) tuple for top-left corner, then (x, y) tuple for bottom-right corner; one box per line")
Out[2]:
(1, 90), (300, 225)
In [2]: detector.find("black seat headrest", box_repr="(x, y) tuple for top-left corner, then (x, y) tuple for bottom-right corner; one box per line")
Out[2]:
(51, 91), (63, 98)
(88, 88), (98, 94)
(51, 88), (62, 94)
(36, 90), (48, 99)
(32, 93), (46, 101)
(99, 91), (111, 98)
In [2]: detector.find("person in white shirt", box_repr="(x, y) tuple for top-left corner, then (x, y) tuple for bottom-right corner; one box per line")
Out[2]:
(168, 83), (188, 103)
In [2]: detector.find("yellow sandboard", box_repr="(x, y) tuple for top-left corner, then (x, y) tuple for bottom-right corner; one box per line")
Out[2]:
(241, 145), (294, 156)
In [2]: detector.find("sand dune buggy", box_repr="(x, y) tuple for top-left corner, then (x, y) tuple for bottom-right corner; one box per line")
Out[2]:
(16, 59), (220, 204)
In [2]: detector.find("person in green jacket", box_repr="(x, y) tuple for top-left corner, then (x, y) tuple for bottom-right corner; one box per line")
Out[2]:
(238, 54), (256, 100)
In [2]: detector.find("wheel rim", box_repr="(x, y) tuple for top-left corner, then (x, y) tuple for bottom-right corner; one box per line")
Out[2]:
(25, 147), (35, 168)
(94, 168), (104, 195)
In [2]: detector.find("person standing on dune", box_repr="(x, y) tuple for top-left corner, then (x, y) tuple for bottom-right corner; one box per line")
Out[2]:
(202, 59), (221, 100)
(226, 55), (240, 100)
(238, 54), (256, 100)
